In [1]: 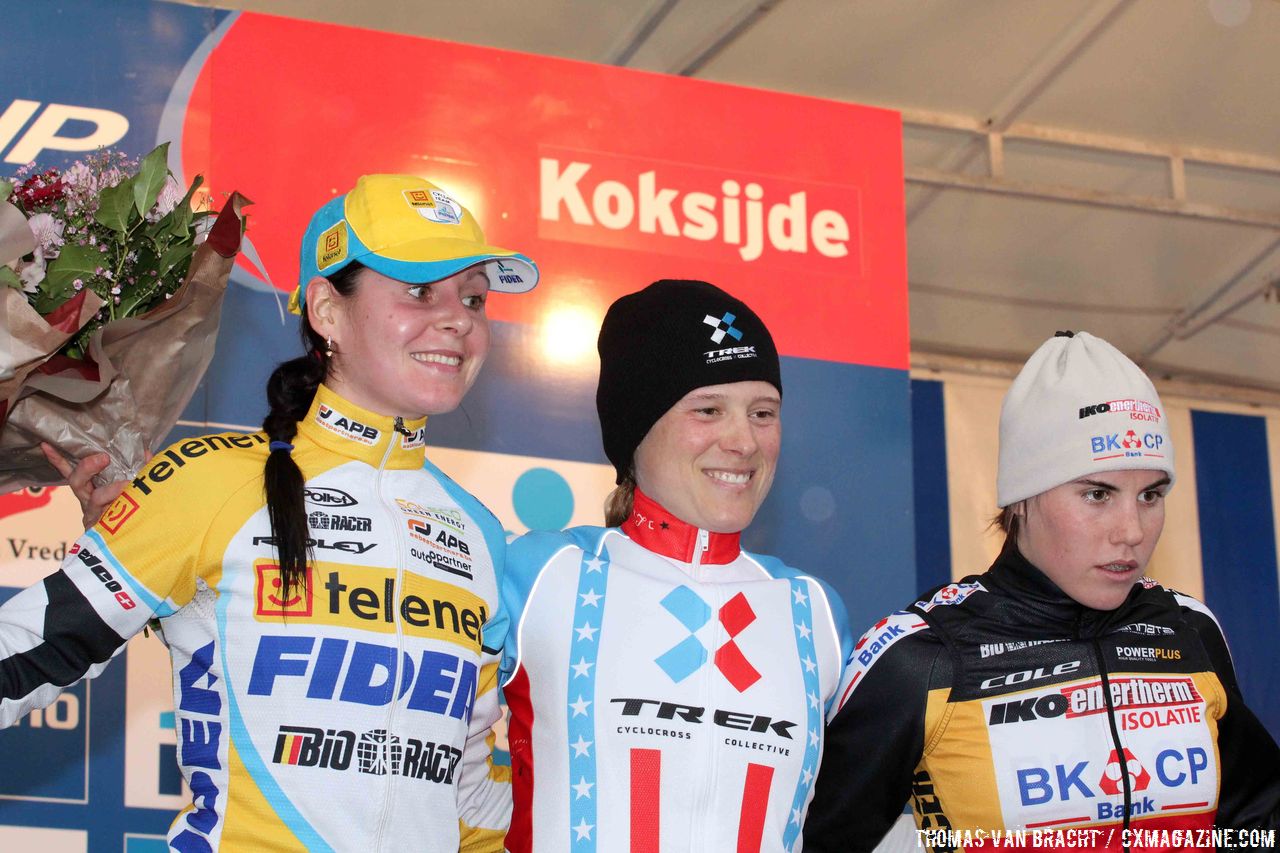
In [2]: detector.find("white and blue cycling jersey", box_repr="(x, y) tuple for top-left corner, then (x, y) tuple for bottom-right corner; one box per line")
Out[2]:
(499, 488), (853, 853)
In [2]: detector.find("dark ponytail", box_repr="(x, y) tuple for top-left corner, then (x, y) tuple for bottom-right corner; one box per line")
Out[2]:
(262, 263), (364, 594)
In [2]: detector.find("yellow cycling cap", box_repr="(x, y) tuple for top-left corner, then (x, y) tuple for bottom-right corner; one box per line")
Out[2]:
(290, 174), (538, 313)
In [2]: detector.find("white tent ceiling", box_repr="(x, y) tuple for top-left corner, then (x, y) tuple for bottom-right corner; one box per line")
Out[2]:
(172, 0), (1280, 397)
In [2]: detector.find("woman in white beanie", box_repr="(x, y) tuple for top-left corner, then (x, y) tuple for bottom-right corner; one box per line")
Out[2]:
(805, 331), (1279, 852)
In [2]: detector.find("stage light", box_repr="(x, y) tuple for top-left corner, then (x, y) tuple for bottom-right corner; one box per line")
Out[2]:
(539, 305), (600, 368)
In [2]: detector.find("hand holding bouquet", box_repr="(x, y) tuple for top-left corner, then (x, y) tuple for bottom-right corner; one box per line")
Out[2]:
(0, 143), (248, 493)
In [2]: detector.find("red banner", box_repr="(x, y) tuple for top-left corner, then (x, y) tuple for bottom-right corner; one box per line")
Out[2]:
(183, 13), (906, 368)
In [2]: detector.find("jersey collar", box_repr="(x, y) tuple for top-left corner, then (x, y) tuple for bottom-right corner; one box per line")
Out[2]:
(622, 488), (741, 565)
(297, 385), (428, 470)
(986, 544), (1151, 638)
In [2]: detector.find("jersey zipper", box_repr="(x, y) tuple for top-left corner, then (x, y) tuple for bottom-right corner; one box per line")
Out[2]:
(690, 528), (714, 846)
(1091, 637), (1132, 853)
(692, 528), (708, 575)
(371, 421), (408, 852)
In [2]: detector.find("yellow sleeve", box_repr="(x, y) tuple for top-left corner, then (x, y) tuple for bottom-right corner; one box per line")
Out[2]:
(93, 432), (268, 612)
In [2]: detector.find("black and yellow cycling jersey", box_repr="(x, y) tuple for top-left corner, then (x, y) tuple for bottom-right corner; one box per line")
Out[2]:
(0, 385), (511, 852)
(805, 546), (1280, 851)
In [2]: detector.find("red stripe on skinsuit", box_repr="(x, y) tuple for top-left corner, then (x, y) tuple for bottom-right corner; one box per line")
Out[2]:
(504, 667), (535, 852)
(630, 748), (662, 853)
(737, 763), (774, 853)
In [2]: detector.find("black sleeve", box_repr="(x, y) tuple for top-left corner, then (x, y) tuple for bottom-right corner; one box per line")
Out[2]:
(1186, 607), (1280, 829)
(0, 565), (136, 726)
(803, 620), (943, 852)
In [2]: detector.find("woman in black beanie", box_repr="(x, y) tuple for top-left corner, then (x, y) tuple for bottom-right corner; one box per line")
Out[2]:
(498, 279), (854, 852)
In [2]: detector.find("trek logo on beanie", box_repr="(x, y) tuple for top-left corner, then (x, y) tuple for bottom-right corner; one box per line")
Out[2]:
(703, 311), (762, 364)
(596, 280), (782, 483)
(704, 312), (743, 344)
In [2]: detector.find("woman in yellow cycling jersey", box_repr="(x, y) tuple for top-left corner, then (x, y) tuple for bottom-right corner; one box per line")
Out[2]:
(3, 174), (536, 852)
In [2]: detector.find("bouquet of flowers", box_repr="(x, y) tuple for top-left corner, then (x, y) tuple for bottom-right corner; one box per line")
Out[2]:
(0, 143), (248, 493)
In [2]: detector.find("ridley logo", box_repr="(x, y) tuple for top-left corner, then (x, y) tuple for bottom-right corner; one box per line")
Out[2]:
(539, 156), (854, 263)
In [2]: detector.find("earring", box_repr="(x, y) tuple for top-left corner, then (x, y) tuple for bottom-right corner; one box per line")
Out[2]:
(325, 335), (334, 358)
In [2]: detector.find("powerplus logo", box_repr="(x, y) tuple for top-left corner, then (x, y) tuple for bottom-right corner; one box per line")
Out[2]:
(655, 587), (761, 692)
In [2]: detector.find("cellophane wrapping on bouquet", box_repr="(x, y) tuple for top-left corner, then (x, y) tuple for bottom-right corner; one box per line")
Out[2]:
(0, 186), (249, 493)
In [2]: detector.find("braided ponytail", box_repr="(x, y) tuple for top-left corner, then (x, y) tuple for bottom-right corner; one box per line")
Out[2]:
(262, 263), (364, 593)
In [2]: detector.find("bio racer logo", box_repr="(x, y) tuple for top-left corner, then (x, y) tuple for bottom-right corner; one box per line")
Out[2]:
(273, 724), (462, 784)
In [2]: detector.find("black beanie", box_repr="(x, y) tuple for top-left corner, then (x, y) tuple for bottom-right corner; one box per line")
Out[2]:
(596, 279), (782, 483)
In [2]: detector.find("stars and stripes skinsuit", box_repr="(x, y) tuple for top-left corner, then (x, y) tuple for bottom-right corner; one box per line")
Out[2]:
(499, 488), (853, 852)
(0, 386), (511, 851)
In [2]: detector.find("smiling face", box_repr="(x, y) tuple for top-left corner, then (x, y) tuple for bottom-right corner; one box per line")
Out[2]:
(632, 381), (781, 534)
(1016, 469), (1170, 611)
(309, 265), (490, 419)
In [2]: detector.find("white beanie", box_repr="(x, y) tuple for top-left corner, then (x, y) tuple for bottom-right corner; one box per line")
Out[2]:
(997, 331), (1175, 508)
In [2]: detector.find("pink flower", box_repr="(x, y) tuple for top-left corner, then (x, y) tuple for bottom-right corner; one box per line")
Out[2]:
(61, 162), (94, 192)
(26, 213), (65, 258)
(17, 258), (45, 294)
